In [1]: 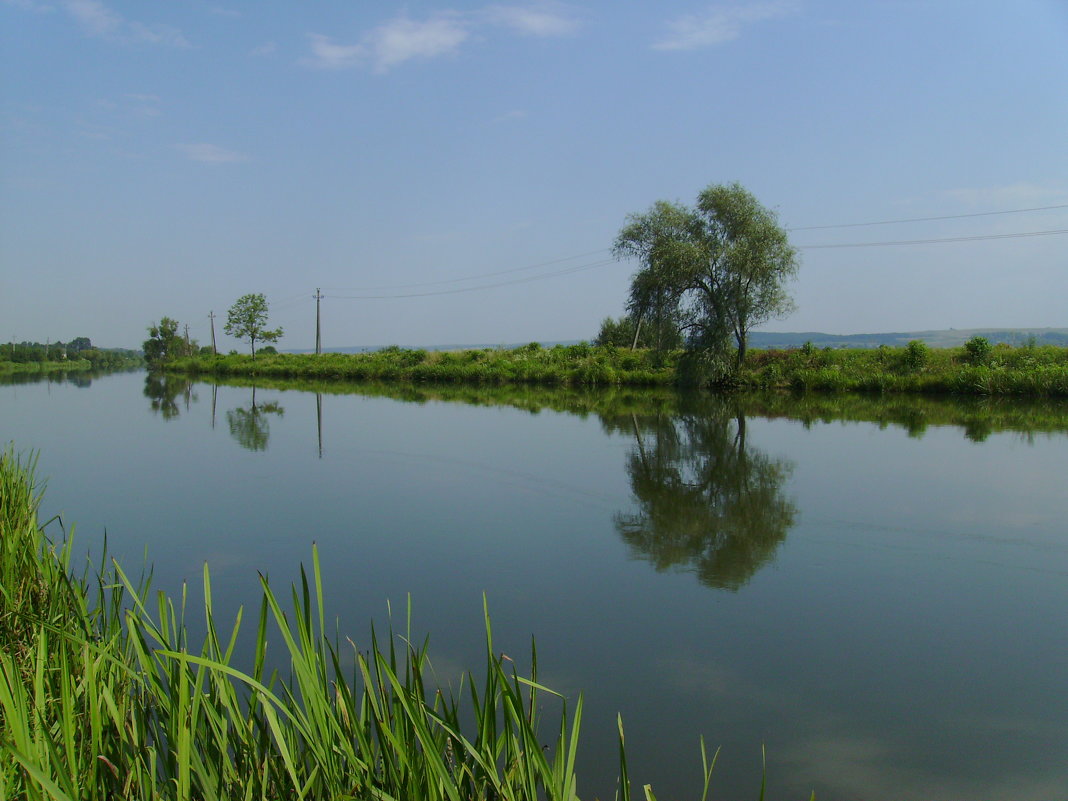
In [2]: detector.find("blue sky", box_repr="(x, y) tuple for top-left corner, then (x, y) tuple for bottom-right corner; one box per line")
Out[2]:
(2, 0), (1067, 350)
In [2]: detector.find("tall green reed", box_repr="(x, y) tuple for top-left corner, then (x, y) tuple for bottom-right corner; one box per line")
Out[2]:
(1, 447), (804, 800)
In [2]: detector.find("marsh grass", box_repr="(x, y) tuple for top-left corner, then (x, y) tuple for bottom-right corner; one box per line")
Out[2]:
(2, 447), (780, 801)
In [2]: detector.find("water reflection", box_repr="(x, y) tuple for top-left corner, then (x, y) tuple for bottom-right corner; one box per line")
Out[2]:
(143, 374), (197, 420)
(0, 369), (130, 387)
(194, 376), (1068, 443)
(225, 387), (284, 452)
(606, 397), (796, 590)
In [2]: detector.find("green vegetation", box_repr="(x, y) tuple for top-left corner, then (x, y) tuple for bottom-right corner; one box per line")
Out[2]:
(166, 343), (677, 387)
(4, 446), (786, 801)
(0, 338), (142, 374)
(612, 182), (799, 382)
(144, 318), (198, 367)
(163, 339), (1068, 397)
(225, 293), (283, 360)
(737, 341), (1068, 396)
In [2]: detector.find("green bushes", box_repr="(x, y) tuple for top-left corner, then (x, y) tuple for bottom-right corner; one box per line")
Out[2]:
(164, 342), (1068, 397)
(903, 340), (929, 371)
(736, 342), (1068, 396)
(964, 335), (993, 366)
(167, 344), (676, 388)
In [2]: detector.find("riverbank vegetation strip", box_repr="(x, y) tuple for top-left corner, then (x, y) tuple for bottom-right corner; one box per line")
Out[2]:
(164, 339), (1068, 396)
(0, 446), (750, 801)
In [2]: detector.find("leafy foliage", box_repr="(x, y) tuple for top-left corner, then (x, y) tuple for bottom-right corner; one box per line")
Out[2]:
(224, 294), (283, 359)
(143, 317), (196, 366)
(613, 183), (799, 383)
(964, 335), (993, 366)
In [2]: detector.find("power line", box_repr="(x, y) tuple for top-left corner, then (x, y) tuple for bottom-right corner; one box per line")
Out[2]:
(313, 227), (1066, 301)
(788, 202), (1068, 231)
(303, 203), (1065, 298)
(328, 258), (616, 299)
(321, 248), (610, 293)
(798, 227), (1068, 250)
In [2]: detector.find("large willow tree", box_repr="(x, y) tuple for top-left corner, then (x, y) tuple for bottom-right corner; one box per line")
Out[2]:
(613, 182), (799, 381)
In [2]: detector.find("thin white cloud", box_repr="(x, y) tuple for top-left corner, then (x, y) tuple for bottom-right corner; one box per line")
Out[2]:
(368, 14), (469, 72)
(305, 14), (468, 72)
(303, 34), (364, 69)
(654, 0), (797, 51)
(250, 40), (276, 57)
(483, 4), (580, 37)
(303, 4), (577, 73)
(943, 183), (1068, 208)
(176, 143), (249, 164)
(63, 0), (189, 47)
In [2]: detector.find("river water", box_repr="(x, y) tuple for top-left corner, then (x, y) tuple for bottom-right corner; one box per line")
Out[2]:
(3, 370), (1067, 800)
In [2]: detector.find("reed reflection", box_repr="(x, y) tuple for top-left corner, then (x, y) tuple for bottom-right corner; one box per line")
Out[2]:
(607, 397), (796, 591)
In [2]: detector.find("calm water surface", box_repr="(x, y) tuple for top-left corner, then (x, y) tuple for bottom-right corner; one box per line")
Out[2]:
(3, 371), (1067, 800)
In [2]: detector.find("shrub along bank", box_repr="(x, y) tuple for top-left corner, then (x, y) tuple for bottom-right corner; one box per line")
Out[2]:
(737, 340), (1068, 396)
(167, 343), (677, 387)
(166, 339), (1068, 396)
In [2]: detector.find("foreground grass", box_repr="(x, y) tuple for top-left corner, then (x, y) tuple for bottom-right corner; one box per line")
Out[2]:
(167, 342), (1068, 396)
(2, 447), (777, 801)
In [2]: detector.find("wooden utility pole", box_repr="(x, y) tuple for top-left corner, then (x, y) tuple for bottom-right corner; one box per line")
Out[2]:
(183, 324), (191, 353)
(209, 311), (218, 355)
(314, 288), (323, 355)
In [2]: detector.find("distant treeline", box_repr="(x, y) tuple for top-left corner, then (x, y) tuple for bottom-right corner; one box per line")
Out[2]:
(0, 337), (143, 372)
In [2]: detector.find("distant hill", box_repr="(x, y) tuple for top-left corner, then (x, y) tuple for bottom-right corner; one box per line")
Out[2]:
(748, 328), (1068, 349)
(286, 330), (1068, 355)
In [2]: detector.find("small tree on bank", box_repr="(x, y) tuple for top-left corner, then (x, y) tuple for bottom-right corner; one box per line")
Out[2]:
(224, 294), (282, 360)
(144, 317), (192, 366)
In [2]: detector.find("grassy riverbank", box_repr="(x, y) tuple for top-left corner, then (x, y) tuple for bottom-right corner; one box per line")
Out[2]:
(0, 447), (740, 801)
(739, 341), (1068, 395)
(167, 343), (676, 386)
(0, 359), (96, 374)
(165, 341), (1068, 396)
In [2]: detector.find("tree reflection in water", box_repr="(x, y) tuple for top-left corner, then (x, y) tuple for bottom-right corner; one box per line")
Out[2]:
(607, 396), (796, 591)
(226, 386), (284, 452)
(143, 374), (197, 420)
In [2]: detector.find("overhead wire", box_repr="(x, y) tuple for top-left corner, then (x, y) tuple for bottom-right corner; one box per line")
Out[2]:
(260, 201), (1067, 304)
(797, 227), (1068, 249)
(787, 202), (1068, 231)
(328, 258), (617, 299)
(320, 248), (610, 293)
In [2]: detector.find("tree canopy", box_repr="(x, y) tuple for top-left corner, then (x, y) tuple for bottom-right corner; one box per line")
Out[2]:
(143, 317), (193, 366)
(224, 294), (282, 359)
(613, 182), (799, 382)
